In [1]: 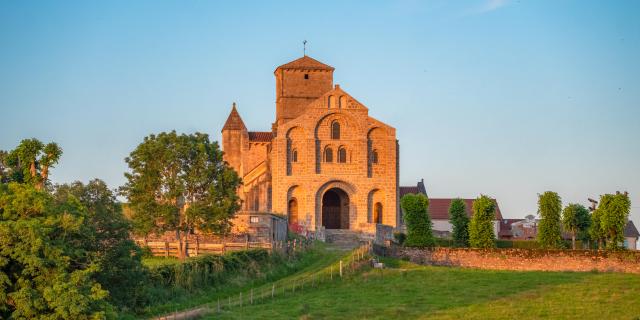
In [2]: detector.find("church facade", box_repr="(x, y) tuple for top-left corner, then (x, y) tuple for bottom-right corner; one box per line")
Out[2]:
(222, 56), (399, 235)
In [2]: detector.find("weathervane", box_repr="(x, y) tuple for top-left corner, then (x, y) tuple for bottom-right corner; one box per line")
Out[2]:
(303, 40), (307, 56)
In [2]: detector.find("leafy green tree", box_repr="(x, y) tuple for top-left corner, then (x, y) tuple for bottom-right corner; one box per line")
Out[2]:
(469, 195), (496, 248)
(449, 198), (469, 247)
(589, 208), (605, 249)
(4, 138), (62, 190)
(400, 193), (435, 247)
(598, 192), (631, 250)
(53, 179), (148, 311)
(562, 203), (590, 249)
(0, 183), (112, 319)
(121, 131), (241, 259)
(537, 191), (563, 248)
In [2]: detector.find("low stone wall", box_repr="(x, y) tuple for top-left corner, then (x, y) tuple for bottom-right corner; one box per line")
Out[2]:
(376, 244), (640, 273)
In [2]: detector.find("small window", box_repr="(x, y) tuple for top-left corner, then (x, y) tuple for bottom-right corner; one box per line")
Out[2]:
(339, 96), (346, 109)
(331, 121), (340, 139)
(324, 148), (333, 163)
(328, 95), (334, 108)
(250, 216), (260, 224)
(292, 149), (298, 162)
(371, 150), (379, 164)
(338, 147), (347, 163)
(304, 74), (309, 79)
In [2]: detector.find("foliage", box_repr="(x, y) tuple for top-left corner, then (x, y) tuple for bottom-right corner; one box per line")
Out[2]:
(449, 198), (469, 247)
(53, 179), (149, 311)
(393, 232), (406, 245)
(3, 138), (62, 190)
(561, 203), (591, 249)
(0, 183), (112, 319)
(537, 191), (563, 249)
(400, 193), (435, 247)
(589, 208), (606, 249)
(598, 193), (631, 250)
(469, 195), (496, 248)
(121, 131), (241, 259)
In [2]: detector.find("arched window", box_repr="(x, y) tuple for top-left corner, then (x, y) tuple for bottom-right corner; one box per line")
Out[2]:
(374, 202), (383, 224)
(328, 95), (334, 108)
(339, 96), (346, 109)
(371, 150), (379, 164)
(337, 147), (347, 163)
(291, 149), (298, 162)
(324, 147), (333, 163)
(331, 121), (340, 140)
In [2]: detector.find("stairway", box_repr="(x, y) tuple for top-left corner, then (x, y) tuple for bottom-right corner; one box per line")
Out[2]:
(325, 229), (367, 250)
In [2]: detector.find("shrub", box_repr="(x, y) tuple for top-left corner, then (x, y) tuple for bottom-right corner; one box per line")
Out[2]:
(393, 232), (407, 245)
(469, 195), (496, 248)
(400, 193), (435, 247)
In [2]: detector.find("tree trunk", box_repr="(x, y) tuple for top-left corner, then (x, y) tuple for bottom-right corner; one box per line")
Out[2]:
(571, 234), (576, 250)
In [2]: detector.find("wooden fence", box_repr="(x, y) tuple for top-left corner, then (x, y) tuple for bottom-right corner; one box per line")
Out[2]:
(136, 239), (277, 257)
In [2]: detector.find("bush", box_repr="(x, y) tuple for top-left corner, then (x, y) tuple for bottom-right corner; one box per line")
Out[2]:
(393, 232), (407, 245)
(401, 193), (435, 247)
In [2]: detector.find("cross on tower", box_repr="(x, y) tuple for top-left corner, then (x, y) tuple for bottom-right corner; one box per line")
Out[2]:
(303, 40), (307, 56)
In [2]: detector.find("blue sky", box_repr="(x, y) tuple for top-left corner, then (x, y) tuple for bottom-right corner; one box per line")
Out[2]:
(1, 0), (639, 225)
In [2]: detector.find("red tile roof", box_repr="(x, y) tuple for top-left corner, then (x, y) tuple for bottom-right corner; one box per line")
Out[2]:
(222, 104), (246, 131)
(248, 131), (273, 142)
(428, 198), (504, 221)
(399, 186), (419, 198)
(275, 56), (334, 72)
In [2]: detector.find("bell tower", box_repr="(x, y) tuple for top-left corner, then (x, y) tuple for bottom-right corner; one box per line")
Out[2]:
(274, 56), (334, 126)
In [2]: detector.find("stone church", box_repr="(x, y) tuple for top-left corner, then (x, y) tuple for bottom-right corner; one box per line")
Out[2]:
(222, 55), (398, 237)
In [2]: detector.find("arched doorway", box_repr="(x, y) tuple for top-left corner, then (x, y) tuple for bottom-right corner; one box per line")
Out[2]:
(374, 202), (383, 224)
(288, 198), (298, 225)
(322, 188), (349, 229)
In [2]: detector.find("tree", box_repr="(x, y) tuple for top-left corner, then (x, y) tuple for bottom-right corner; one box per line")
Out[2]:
(53, 179), (148, 310)
(562, 203), (590, 249)
(469, 195), (496, 248)
(4, 138), (62, 190)
(537, 191), (563, 248)
(0, 183), (112, 319)
(121, 131), (241, 259)
(400, 193), (435, 247)
(589, 208), (605, 249)
(449, 198), (469, 247)
(598, 192), (631, 250)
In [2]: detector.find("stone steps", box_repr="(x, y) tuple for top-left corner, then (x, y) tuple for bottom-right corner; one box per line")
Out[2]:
(325, 229), (368, 250)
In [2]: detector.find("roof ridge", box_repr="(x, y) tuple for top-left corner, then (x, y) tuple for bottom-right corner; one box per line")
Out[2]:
(275, 55), (334, 72)
(222, 103), (246, 131)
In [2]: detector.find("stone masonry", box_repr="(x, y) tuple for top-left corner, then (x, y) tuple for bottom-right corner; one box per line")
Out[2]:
(221, 55), (399, 236)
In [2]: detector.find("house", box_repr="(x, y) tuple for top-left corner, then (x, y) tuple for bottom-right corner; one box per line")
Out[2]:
(624, 220), (639, 250)
(399, 181), (504, 238)
(499, 215), (538, 240)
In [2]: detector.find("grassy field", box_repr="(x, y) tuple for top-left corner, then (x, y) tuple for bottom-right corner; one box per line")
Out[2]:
(122, 243), (350, 319)
(210, 255), (640, 320)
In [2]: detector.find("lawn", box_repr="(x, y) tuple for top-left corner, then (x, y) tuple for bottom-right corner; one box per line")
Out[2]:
(210, 256), (640, 320)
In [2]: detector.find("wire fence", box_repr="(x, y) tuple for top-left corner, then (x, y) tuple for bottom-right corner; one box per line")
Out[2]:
(154, 243), (372, 320)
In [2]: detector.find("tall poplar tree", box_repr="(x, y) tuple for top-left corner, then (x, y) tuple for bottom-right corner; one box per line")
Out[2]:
(449, 198), (469, 247)
(469, 195), (496, 248)
(400, 193), (435, 247)
(121, 131), (241, 259)
(537, 191), (563, 248)
(598, 192), (631, 249)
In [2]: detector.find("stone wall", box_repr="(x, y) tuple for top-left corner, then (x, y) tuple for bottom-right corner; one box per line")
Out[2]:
(376, 244), (640, 273)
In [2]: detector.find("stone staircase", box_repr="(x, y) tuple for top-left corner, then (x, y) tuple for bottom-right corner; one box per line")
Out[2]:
(325, 229), (370, 250)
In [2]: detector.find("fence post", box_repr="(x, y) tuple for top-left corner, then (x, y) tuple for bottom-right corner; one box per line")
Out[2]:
(339, 260), (343, 278)
(330, 266), (333, 280)
(272, 284), (275, 298)
(240, 292), (242, 307)
(164, 241), (169, 258)
(250, 288), (253, 304)
(195, 236), (200, 256)
(217, 298), (220, 312)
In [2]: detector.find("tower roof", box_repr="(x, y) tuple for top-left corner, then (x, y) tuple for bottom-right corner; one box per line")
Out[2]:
(222, 103), (246, 131)
(275, 56), (334, 72)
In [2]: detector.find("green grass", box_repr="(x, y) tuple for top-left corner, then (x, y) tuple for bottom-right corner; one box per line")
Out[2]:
(118, 242), (346, 319)
(209, 255), (640, 320)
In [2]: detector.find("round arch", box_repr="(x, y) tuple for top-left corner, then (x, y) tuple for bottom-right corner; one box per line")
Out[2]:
(314, 180), (357, 229)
